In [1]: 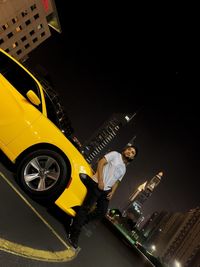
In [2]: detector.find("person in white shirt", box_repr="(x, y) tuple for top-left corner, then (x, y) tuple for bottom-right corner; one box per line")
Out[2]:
(67, 145), (137, 249)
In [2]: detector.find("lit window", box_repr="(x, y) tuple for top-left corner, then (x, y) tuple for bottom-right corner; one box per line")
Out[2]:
(37, 24), (43, 30)
(12, 42), (18, 48)
(16, 25), (22, 32)
(2, 23), (9, 30)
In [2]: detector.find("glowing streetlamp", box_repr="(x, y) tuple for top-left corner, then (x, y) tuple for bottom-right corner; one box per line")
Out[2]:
(174, 260), (181, 267)
(151, 244), (156, 253)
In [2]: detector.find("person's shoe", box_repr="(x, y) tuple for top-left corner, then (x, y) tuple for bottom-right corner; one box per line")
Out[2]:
(68, 237), (78, 249)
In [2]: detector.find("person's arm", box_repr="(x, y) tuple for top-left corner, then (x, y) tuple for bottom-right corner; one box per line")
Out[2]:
(107, 180), (120, 200)
(96, 157), (107, 190)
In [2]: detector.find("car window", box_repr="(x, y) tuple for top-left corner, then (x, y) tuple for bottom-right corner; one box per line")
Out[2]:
(0, 51), (42, 111)
(43, 88), (75, 137)
(43, 89), (59, 126)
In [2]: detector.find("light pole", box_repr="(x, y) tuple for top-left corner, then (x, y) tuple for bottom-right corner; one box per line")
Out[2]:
(150, 244), (156, 254)
(174, 260), (181, 267)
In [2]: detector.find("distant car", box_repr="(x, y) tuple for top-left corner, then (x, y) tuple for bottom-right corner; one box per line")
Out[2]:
(0, 48), (93, 216)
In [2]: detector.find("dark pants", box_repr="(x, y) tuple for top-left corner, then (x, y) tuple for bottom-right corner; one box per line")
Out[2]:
(70, 176), (111, 243)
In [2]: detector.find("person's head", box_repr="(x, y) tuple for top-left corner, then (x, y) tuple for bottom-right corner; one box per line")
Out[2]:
(122, 145), (138, 163)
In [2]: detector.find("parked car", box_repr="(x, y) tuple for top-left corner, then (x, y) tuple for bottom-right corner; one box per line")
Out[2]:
(0, 48), (92, 217)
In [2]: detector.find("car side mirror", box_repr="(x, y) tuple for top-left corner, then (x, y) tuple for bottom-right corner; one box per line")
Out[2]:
(26, 90), (41, 106)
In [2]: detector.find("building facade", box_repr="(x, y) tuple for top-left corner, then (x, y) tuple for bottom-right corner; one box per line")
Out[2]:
(161, 207), (200, 267)
(122, 172), (163, 221)
(142, 207), (200, 266)
(82, 113), (136, 166)
(0, 0), (60, 60)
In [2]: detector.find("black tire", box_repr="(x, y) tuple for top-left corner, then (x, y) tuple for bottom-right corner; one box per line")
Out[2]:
(16, 149), (69, 203)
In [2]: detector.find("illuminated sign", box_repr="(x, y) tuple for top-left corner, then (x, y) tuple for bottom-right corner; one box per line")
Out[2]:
(41, 0), (49, 12)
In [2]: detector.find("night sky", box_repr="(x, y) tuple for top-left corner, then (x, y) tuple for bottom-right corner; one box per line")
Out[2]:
(27, 1), (200, 217)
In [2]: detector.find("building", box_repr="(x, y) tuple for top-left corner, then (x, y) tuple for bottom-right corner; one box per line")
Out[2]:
(82, 113), (136, 166)
(142, 212), (184, 256)
(161, 207), (200, 267)
(122, 172), (163, 219)
(141, 211), (165, 241)
(0, 0), (61, 61)
(141, 207), (200, 266)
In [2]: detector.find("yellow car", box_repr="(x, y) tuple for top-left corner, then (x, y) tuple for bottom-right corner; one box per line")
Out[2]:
(0, 48), (92, 217)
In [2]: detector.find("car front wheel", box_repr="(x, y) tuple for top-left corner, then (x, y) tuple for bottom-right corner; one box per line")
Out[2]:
(17, 149), (69, 203)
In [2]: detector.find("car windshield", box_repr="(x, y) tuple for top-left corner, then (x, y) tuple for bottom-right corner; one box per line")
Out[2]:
(43, 87), (74, 135)
(0, 51), (41, 109)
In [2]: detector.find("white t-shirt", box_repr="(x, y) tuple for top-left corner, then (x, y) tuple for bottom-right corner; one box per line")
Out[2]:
(92, 151), (126, 191)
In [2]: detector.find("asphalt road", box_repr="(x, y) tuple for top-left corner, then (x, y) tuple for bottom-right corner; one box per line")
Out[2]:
(0, 160), (154, 267)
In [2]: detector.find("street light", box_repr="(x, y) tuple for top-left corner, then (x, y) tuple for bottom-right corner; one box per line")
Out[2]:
(174, 260), (181, 267)
(151, 244), (156, 253)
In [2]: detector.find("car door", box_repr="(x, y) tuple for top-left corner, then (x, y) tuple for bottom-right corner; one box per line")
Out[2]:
(0, 49), (46, 145)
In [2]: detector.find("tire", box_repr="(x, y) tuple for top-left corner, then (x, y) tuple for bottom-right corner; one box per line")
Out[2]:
(16, 149), (69, 203)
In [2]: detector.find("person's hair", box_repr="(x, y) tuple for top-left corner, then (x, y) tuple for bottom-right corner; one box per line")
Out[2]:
(123, 145), (138, 162)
